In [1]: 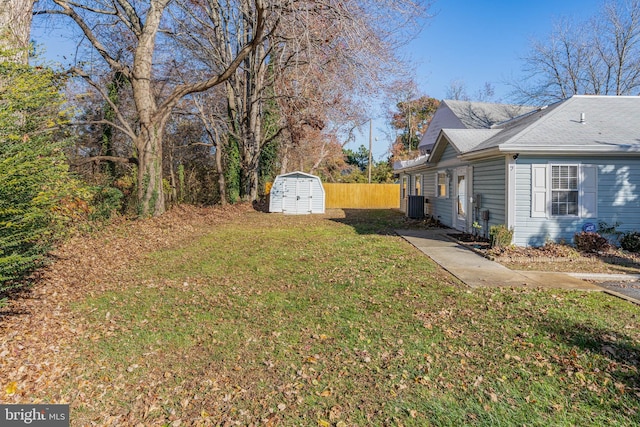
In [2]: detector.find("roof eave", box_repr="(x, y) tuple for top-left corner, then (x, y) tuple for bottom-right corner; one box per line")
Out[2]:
(393, 162), (431, 173)
(461, 144), (640, 160)
(458, 147), (503, 161)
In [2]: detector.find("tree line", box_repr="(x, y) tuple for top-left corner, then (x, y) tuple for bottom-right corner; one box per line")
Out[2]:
(25, 0), (428, 216)
(0, 0), (428, 288)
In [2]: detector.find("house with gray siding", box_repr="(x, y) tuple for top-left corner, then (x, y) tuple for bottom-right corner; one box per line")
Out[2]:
(395, 95), (640, 247)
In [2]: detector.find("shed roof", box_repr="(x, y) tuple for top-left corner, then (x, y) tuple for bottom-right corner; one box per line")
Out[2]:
(275, 171), (322, 180)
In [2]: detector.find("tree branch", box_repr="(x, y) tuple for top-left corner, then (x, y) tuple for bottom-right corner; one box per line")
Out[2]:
(156, 0), (266, 117)
(72, 155), (138, 166)
(69, 67), (137, 140)
(51, 0), (130, 77)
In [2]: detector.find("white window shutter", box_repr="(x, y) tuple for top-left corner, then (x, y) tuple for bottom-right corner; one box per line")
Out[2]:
(581, 165), (598, 218)
(531, 164), (548, 218)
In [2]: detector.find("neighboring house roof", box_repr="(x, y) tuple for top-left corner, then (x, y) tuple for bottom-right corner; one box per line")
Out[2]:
(417, 99), (536, 153)
(445, 100), (536, 129)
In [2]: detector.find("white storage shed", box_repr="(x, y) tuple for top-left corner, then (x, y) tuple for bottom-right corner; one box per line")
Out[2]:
(269, 171), (325, 214)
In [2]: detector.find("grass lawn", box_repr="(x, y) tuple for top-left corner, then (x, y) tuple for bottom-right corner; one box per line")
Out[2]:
(2, 207), (640, 426)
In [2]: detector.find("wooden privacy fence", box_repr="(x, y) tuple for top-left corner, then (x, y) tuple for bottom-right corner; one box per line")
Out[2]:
(323, 183), (400, 209)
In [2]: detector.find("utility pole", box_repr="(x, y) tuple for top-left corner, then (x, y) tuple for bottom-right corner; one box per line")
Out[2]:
(368, 118), (373, 183)
(407, 107), (412, 155)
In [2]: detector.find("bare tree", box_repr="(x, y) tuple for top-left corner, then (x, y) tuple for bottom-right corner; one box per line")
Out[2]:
(35, 0), (267, 216)
(513, 0), (640, 104)
(174, 0), (429, 201)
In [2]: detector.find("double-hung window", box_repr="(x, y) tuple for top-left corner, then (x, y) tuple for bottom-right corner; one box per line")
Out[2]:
(531, 163), (597, 218)
(401, 176), (408, 199)
(551, 165), (579, 216)
(414, 175), (422, 196)
(436, 171), (448, 198)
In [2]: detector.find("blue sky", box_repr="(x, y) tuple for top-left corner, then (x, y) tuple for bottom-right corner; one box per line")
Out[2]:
(355, 0), (605, 159)
(410, 0), (603, 101)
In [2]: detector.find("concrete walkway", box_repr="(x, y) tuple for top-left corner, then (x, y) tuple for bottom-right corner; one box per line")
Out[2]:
(396, 229), (602, 291)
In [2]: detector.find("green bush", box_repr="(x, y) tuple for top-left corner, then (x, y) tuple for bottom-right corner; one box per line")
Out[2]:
(89, 186), (124, 222)
(0, 51), (86, 289)
(620, 231), (640, 253)
(489, 224), (513, 248)
(574, 231), (610, 253)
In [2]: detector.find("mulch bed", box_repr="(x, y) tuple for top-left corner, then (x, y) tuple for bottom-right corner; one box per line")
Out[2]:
(449, 233), (640, 274)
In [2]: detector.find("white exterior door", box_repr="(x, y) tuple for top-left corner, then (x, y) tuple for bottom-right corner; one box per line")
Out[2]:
(454, 167), (468, 231)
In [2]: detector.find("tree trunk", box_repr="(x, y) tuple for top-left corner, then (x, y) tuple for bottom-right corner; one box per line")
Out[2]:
(242, 163), (259, 201)
(0, 0), (34, 64)
(136, 125), (165, 216)
(130, 1), (168, 216)
(215, 138), (228, 206)
(280, 140), (290, 174)
(167, 141), (177, 204)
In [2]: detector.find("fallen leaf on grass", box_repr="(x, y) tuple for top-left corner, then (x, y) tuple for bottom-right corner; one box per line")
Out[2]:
(5, 381), (18, 395)
(486, 391), (498, 402)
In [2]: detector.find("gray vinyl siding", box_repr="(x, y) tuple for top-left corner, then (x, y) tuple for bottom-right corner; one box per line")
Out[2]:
(514, 156), (640, 246)
(441, 144), (458, 162)
(472, 157), (506, 233)
(427, 145), (458, 226)
(432, 176), (453, 227)
(595, 159), (640, 232)
(424, 170), (436, 199)
(424, 169), (436, 217)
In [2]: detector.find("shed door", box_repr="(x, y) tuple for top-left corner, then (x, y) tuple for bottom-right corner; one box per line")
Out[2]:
(283, 178), (314, 214)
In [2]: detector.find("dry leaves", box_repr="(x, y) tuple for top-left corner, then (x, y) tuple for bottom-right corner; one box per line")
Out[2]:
(0, 203), (255, 407)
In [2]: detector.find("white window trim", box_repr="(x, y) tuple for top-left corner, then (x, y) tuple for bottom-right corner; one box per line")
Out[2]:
(401, 176), (408, 199)
(550, 164), (580, 217)
(414, 174), (422, 196)
(436, 170), (449, 199)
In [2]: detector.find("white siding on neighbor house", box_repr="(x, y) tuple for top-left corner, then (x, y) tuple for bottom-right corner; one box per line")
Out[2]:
(472, 157), (506, 235)
(514, 157), (640, 246)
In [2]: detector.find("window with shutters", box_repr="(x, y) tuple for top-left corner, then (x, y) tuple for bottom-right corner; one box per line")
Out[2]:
(531, 163), (597, 219)
(551, 165), (579, 216)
